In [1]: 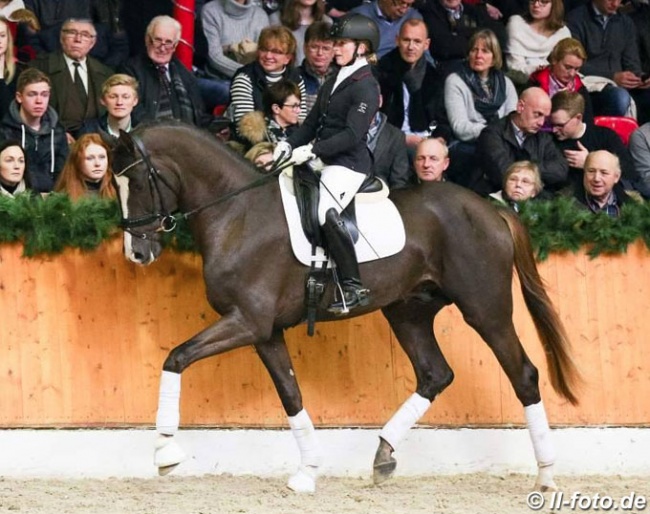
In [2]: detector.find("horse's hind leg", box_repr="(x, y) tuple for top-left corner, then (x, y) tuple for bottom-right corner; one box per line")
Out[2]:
(375, 297), (454, 485)
(255, 330), (323, 494)
(457, 295), (557, 491)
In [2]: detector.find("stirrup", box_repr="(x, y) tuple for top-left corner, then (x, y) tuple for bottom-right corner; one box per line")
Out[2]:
(327, 287), (370, 315)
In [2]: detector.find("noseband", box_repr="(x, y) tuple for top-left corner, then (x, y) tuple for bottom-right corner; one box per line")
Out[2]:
(115, 135), (177, 240)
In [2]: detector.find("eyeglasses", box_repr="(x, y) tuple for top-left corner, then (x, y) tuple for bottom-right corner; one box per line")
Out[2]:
(391, 0), (414, 8)
(62, 29), (96, 41)
(551, 116), (575, 128)
(282, 103), (301, 110)
(259, 47), (288, 56)
(529, 0), (552, 5)
(307, 43), (334, 54)
(149, 36), (177, 50)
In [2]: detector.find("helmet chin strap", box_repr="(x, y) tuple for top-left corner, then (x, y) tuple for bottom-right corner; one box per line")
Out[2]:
(341, 41), (363, 67)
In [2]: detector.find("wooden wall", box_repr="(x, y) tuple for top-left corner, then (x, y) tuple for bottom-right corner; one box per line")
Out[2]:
(1, 239), (649, 428)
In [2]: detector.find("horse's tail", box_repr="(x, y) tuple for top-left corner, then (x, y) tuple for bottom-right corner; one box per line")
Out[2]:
(497, 207), (581, 405)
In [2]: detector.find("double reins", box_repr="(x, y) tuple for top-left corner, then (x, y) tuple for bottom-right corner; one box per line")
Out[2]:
(116, 133), (293, 238)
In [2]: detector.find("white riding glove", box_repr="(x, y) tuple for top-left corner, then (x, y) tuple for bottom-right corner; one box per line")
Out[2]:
(291, 144), (315, 165)
(273, 141), (292, 162)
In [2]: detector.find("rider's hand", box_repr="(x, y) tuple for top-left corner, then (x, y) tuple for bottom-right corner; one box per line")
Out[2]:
(291, 144), (315, 165)
(273, 141), (292, 162)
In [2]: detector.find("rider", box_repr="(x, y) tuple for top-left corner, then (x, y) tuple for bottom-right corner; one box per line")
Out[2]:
(273, 14), (381, 315)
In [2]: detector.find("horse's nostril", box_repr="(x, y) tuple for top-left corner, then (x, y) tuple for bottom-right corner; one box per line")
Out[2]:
(133, 251), (146, 262)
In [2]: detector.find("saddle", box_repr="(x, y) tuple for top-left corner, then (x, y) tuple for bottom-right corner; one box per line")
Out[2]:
(279, 165), (405, 334)
(292, 164), (383, 249)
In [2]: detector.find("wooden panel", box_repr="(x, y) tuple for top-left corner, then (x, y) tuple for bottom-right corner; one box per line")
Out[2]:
(1, 239), (649, 428)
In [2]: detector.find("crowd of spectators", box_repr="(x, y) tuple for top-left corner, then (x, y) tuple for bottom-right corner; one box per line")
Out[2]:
(0, 0), (649, 218)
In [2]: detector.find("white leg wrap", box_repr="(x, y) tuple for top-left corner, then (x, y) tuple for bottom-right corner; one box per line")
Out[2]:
(287, 409), (322, 493)
(156, 371), (181, 435)
(524, 401), (556, 467)
(379, 393), (431, 450)
(288, 409), (323, 468)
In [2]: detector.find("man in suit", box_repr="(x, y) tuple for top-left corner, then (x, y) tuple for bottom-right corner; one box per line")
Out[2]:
(31, 18), (114, 141)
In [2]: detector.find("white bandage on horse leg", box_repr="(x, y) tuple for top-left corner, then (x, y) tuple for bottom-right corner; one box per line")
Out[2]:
(156, 371), (181, 435)
(379, 393), (431, 450)
(288, 409), (323, 469)
(525, 401), (556, 467)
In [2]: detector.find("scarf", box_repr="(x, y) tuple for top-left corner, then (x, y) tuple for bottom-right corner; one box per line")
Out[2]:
(457, 62), (506, 123)
(169, 61), (196, 124)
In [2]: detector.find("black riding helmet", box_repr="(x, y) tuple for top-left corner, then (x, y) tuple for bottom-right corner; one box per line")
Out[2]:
(329, 14), (380, 56)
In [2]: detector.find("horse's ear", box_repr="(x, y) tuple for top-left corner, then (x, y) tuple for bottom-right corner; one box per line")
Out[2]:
(117, 129), (136, 155)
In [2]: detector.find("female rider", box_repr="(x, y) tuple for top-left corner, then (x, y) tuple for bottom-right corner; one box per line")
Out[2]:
(273, 13), (380, 314)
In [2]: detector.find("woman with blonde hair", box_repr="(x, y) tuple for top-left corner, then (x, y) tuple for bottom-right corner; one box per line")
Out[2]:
(505, 0), (570, 77)
(54, 134), (116, 200)
(528, 37), (594, 123)
(0, 16), (18, 113)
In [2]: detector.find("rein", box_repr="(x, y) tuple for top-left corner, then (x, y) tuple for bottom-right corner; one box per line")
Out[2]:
(117, 133), (293, 237)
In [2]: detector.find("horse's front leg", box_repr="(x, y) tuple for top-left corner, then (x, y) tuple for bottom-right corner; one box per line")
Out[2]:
(154, 311), (265, 475)
(255, 330), (323, 493)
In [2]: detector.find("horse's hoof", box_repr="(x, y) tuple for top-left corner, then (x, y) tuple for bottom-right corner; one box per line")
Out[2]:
(287, 466), (317, 493)
(373, 457), (397, 485)
(534, 464), (558, 492)
(154, 435), (186, 473)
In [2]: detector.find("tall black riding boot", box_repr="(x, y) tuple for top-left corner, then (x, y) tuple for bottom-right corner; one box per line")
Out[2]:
(322, 208), (370, 314)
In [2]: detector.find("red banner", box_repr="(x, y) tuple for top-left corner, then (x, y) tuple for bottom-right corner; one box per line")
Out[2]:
(173, 0), (196, 70)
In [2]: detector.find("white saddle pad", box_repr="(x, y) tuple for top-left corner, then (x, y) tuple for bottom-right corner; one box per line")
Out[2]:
(278, 169), (406, 267)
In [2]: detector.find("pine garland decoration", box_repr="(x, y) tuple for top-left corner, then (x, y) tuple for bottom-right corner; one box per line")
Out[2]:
(1, 193), (649, 260)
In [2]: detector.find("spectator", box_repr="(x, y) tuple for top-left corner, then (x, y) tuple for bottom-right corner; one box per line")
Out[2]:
(628, 0), (650, 78)
(238, 78), (302, 147)
(528, 37), (594, 125)
(0, 139), (30, 198)
(270, 0), (332, 65)
(31, 19), (113, 140)
(0, 68), (68, 193)
(229, 26), (306, 126)
(444, 29), (518, 190)
(244, 140), (275, 170)
(0, 1), (25, 19)
(299, 21), (337, 114)
(23, 1), (128, 69)
(54, 132), (115, 200)
(476, 87), (568, 193)
(377, 19), (449, 149)
(79, 73), (139, 140)
(413, 137), (450, 182)
(121, 16), (209, 127)
(550, 90), (638, 190)
(368, 108), (412, 189)
(351, 0), (422, 58)
(201, 0), (270, 108)
(570, 150), (638, 216)
(505, 0), (571, 78)
(0, 16), (22, 115)
(567, 0), (650, 122)
(627, 121), (650, 195)
(490, 160), (545, 211)
(120, 0), (173, 58)
(418, 0), (507, 78)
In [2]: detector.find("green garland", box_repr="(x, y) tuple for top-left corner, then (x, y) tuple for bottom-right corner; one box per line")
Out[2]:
(1, 193), (649, 260)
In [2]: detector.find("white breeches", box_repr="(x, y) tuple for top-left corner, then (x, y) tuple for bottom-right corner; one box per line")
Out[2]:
(318, 165), (366, 226)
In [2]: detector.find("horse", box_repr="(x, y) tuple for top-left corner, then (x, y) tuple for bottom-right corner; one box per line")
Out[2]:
(111, 121), (580, 494)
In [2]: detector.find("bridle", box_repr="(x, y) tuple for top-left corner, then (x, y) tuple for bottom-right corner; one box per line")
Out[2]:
(115, 134), (178, 240)
(115, 133), (292, 240)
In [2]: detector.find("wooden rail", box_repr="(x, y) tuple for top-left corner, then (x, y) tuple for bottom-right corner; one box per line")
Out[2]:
(1, 239), (648, 428)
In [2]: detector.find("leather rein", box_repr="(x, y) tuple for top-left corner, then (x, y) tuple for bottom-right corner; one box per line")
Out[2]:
(115, 134), (289, 240)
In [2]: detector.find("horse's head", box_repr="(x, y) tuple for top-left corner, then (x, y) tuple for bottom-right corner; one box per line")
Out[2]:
(112, 129), (179, 265)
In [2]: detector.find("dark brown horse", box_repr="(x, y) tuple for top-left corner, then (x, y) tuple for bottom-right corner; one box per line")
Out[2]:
(111, 122), (579, 493)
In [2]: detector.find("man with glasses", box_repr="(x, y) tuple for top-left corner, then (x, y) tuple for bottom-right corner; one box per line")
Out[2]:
(550, 90), (641, 193)
(351, 0), (422, 58)
(299, 21), (338, 114)
(121, 15), (209, 127)
(31, 18), (114, 141)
